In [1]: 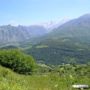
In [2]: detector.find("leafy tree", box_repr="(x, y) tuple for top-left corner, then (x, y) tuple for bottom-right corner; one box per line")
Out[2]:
(0, 49), (36, 74)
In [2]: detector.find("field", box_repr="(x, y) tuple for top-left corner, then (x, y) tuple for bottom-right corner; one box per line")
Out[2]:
(0, 64), (90, 90)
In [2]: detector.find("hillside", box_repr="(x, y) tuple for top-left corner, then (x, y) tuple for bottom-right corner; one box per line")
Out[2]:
(0, 49), (89, 90)
(1, 14), (90, 65)
(0, 64), (89, 90)
(0, 25), (47, 46)
(25, 14), (90, 65)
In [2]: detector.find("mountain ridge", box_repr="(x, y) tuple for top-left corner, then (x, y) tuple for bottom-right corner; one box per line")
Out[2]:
(25, 14), (90, 65)
(1, 14), (90, 65)
(0, 25), (48, 45)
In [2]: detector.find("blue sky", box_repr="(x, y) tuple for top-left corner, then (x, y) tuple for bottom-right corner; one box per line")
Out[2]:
(0, 0), (90, 25)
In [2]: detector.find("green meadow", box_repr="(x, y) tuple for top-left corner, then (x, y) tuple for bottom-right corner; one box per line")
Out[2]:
(0, 65), (90, 90)
(0, 49), (89, 90)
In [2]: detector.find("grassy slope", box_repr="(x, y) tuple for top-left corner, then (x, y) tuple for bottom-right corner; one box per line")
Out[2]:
(0, 65), (90, 90)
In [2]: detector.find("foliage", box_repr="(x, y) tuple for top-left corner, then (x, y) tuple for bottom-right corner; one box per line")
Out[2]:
(24, 15), (90, 65)
(0, 49), (36, 74)
(25, 44), (90, 65)
(0, 64), (89, 90)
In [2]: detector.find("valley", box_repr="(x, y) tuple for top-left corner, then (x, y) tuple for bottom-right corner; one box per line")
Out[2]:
(0, 14), (90, 90)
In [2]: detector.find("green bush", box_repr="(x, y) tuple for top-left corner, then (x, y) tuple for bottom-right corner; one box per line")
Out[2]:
(0, 49), (36, 74)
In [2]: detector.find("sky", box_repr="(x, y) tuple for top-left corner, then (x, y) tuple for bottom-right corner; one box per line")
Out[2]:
(0, 0), (90, 25)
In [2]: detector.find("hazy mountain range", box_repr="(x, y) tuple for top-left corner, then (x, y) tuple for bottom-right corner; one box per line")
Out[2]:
(0, 25), (47, 45)
(40, 18), (69, 31)
(25, 14), (90, 64)
(0, 14), (90, 64)
(0, 18), (69, 46)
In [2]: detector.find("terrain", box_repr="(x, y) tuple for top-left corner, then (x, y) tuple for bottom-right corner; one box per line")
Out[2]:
(0, 25), (47, 46)
(0, 14), (90, 90)
(1, 15), (90, 65)
(24, 14), (90, 64)
(0, 62), (90, 90)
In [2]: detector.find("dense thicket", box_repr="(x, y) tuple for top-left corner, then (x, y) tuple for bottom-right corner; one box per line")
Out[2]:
(0, 49), (36, 74)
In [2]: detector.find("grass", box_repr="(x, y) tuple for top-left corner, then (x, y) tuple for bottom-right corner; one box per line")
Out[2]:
(0, 65), (90, 90)
(36, 45), (48, 48)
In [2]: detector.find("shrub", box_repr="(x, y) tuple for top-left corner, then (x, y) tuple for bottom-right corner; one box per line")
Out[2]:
(0, 49), (36, 74)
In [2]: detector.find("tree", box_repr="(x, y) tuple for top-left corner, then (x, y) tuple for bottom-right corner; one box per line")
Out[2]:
(0, 49), (36, 74)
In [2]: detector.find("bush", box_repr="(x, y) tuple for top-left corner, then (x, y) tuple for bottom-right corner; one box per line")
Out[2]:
(0, 49), (36, 74)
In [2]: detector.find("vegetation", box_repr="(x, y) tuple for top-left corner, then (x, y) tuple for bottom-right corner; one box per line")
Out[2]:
(23, 14), (90, 65)
(0, 64), (89, 90)
(25, 43), (90, 65)
(0, 49), (89, 90)
(0, 15), (90, 90)
(1, 15), (90, 65)
(0, 49), (36, 74)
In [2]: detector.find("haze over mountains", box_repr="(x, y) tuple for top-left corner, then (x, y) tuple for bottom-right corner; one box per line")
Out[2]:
(39, 18), (69, 31)
(39, 14), (90, 44)
(0, 25), (47, 45)
(26, 14), (90, 64)
(0, 14), (90, 64)
(0, 17), (69, 46)
(51, 14), (90, 37)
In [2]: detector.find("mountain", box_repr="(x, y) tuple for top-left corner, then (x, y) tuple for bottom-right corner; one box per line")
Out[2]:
(50, 14), (90, 38)
(39, 18), (69, 31)
(36, 14), (90, 44)
(25, 14), (90, 65)
(1, 14), (90, 65)
(0, 25), (47, 46)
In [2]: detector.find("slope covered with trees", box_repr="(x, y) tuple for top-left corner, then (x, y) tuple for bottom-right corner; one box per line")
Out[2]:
(25, 14), (90, 65)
